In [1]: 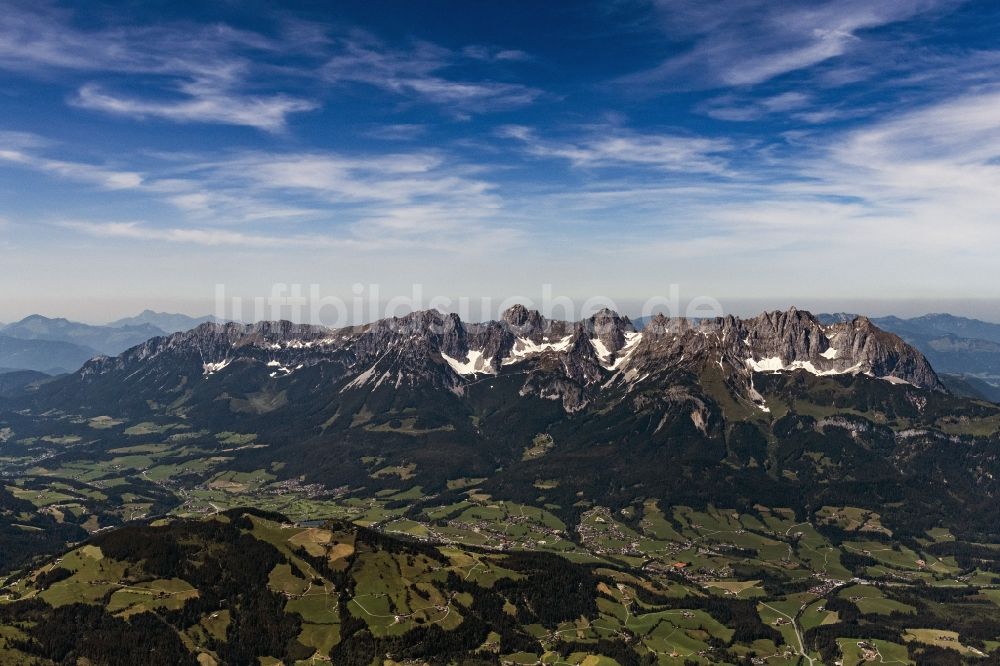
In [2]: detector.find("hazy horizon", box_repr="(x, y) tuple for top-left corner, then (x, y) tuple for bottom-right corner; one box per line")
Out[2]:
(4, 296), (1000, 328)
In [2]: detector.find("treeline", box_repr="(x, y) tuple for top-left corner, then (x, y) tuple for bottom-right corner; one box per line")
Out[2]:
(331, 570), (536, 665)
(329, 540), (607, 663)
(806, 584), (1000, 662)
(0, 485), (85, 574)
(629, 579), (783, 646)
(927, 540), (1000, 574)
(558, 638), (656, 666)
(9, 601), (197, 665)
(33, 565), (73, 590)
(493, 551), (598, 626)
(354, 521), (449, 562)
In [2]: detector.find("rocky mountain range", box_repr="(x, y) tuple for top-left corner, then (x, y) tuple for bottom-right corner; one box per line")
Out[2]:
(46, 306), (941, 417)
(3, 307), (994, 406)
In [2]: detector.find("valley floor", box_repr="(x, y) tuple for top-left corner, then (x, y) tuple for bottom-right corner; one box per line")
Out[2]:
(2, 408), (1000, 664)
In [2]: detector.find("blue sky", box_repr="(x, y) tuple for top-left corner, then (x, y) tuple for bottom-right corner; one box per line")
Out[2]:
(0, 0), (998, 322)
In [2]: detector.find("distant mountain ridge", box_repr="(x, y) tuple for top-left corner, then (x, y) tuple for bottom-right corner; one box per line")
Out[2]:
(879, 313), (1000, 344)
(0, 311), (227, 375)
(817, 312), (1000, 343)
(0, 335), (97, 375)
(107, 309), (220, 334)
(0, 369), (52, 397)
(940, 373), (1000, 402)
(1, 315), (164, 356)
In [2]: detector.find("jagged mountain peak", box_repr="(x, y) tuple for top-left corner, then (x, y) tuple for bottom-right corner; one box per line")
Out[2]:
(581, 308), (635, 354)
(356, 309), (468, 369)
(501, 303), (534, 326)
(743, 307), (829, 360)
(383, 308), (461, 329)
(501, 304), (547, 341)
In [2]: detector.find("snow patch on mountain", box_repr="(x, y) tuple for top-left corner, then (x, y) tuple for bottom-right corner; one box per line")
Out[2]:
(590, 338), (612, 363)
(203, 360), (231, 375)
(746, 356), (867, 378)
(344, 365), (378, 390)
(268, 363), (303, 378)
(746, 357), (786, 372)
(442, 350), (495, 376)
(502, 335), (574, 366)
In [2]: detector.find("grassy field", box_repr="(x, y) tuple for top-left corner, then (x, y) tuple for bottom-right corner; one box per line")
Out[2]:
(903, 628), (989, 658)
(838, 585), (916, 616)
(837, 638), (913, 665)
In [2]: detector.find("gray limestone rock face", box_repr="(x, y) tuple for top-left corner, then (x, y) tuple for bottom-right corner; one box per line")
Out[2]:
(71, 305), (944, 415)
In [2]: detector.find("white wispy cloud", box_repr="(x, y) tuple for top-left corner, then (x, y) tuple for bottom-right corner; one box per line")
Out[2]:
(498, 125), (733, 174)
(59, 220), (366, 249)
(0, 4), (543, 128)
(0, 139), (325, 221)
(0, 134), (143, 189)
(14, 80), (1000, 280)
(0, 118), (517, 251)
(17, 135), (518, 252)
(799, 86), (1000, 249)
(566, 89), (999, 297)
(625, 0), (961, 88)
(322, 35), (541, 113)
(461, 45), (532, 62)
(696, 91), (873, 124)
(364, 124), (428, 141)
(0, 2), (317, 130)
(698, 92), (813, 121)
(0, 2), (281, 72)
(196, 151), (512, 246)
(145, 180), (318, 223)
(72, 83), (318, 132)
